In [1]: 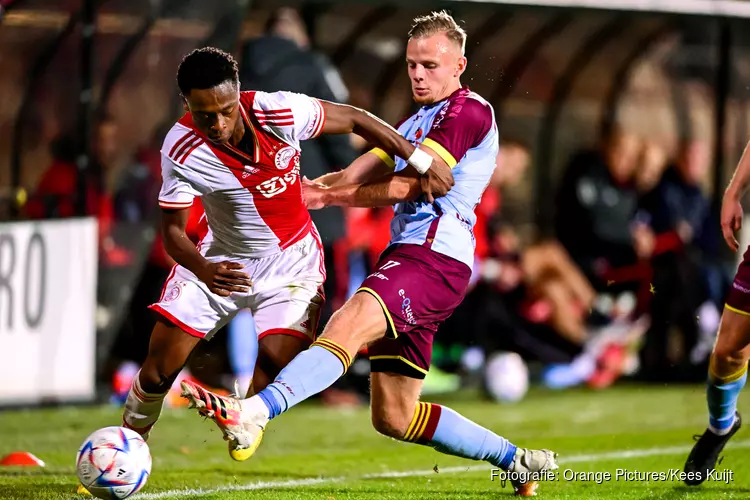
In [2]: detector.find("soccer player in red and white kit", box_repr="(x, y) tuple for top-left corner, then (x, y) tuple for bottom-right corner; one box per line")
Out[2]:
(121, 47), (454, 460)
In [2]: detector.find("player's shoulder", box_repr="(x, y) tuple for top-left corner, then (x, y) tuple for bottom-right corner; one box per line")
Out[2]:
(442, 87), (494, 123)
(431, 87), (494, 140)
(160, 119), (207, 167)
(248, 89), (314, 111)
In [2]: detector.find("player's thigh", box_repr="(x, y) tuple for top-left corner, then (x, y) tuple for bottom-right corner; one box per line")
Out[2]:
(719, 252), (750, 362)
(150, 264), (242, 341)
(319, 291), (389, 353)
(370, 371), (424, 438)
(144, 265), (244, 387)
(714, 308), (750, 362)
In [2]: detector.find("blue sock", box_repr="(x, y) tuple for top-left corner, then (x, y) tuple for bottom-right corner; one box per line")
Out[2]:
(707, 361), (747, 434)
(256, 339), (352, 419)
(228, 309), (257, 378)
(405, 402), (517, 470)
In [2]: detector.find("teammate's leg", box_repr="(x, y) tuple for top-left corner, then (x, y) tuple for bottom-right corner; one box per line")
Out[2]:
(227, 309), (257, 396)
(684, 307), (750, 484)
(369, 371), (555, 496)
(123, 318), (201, 438)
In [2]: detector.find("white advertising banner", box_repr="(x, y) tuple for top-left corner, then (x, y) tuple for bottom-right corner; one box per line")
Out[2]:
(0, 217), (98, 405)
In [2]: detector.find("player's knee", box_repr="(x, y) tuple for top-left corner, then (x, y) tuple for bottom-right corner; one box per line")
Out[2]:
(712, 343), (748, 372)
(371, 408), (411, 440)
(139, 357), (181, 394)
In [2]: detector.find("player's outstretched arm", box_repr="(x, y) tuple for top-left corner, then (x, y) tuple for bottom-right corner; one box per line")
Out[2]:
(161, 208), (251, 296)
(722, 140), (750, 251)
(303, 169), (422, 210)
(312, 151), (394, 188)
(319, 101), (454, 201)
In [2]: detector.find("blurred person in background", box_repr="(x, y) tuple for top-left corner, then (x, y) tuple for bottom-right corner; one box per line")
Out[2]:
(554, 128), (647, 294)
(637, 139), (717, 381)
(25, 116), (134, 266)
(436, 139), (601, 391)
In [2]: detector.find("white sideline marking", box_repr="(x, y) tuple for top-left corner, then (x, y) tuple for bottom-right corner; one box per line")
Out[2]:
(135, 439), (750, 499)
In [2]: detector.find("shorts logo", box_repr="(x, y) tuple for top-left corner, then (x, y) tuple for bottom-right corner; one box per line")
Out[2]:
(164, 282), (185, 302)
(398, 288), (416, 325)
(368, 272), (388, 281)
(274, 146), (299, 170)
(733, 279), (750, 294)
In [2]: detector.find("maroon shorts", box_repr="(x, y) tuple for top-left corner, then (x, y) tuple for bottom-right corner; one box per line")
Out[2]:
(358, 244), (472, 379)
(726, 245), (750, 316)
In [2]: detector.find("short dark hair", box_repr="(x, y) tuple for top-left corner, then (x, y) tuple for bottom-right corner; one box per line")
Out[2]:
(177, 47), (239, 95)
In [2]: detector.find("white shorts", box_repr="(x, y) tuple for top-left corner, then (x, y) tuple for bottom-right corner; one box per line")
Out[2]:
(149, 229), (325, 343)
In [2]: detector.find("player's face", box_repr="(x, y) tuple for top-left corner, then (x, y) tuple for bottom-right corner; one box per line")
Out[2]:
(406, 33), (466, 104)
(183, 81), (241, 145)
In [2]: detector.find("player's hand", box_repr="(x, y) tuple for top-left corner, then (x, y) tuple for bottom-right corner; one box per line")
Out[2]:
(198, 261), (252, 297)
(302, 182), (328, 210)
(420, 161), (454, 203)
(721, 190), (744, 252)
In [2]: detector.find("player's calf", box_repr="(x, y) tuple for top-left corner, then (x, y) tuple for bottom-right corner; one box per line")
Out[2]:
(122, 369), (169, 441)
(370, 405), (414, 440)
(123, 320), (201, 440)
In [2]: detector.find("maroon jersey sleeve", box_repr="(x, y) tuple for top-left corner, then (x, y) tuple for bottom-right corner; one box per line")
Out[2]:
(423, 92), (493, 168)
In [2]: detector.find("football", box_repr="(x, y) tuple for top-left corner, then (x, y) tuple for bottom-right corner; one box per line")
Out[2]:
(484, 351), (529, 403)
(76, 426), (152, 499)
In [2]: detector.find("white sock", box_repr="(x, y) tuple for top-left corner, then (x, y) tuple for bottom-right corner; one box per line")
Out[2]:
(122, 371), (168, 437)
(240, 395), (270, 421)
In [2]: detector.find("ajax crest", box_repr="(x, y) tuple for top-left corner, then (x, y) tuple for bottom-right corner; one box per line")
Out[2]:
(274, 146), (299, 170)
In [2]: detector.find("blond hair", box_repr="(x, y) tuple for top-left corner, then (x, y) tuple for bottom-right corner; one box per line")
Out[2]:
(408, 10), (466, 54)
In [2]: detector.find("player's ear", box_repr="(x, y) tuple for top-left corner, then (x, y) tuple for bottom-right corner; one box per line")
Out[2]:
(181, 95), (189, 113)
(456, 56), (467, 77)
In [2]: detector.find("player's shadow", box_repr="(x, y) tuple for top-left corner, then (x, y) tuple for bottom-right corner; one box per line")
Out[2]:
(639, 486), (750, 500)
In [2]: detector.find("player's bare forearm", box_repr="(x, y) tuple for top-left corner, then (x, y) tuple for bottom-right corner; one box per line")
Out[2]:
(312, 171), (344, 187)
(161, 207), (210, 276)
(314, 152), (394, 188)
(321, 172), (421, 208)
(726, 140), (750, 199)
(320, 101), (415, 161)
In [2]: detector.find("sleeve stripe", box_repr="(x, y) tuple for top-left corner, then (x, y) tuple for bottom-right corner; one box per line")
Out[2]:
(172, 136), (202, 163)
(369, 148), (396, 169)
(159, 201), (193, 209)
(177, 139), (204, 163)
(311, 99), (326, 138)
(258, 119), (295, 127)
(257, 113), (294, 120)
(255, 108), (292, 116)
(422, 138), (458, 168)
(168, 131), (195, 158)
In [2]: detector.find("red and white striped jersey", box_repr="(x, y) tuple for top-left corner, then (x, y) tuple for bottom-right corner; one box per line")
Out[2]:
(158, 90), (326, 257)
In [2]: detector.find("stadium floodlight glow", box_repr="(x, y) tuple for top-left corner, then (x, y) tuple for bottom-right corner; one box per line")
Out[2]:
(456, 0), (750, 18)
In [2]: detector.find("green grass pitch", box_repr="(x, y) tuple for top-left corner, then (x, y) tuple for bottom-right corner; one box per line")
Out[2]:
(1, 384), (750, 499)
